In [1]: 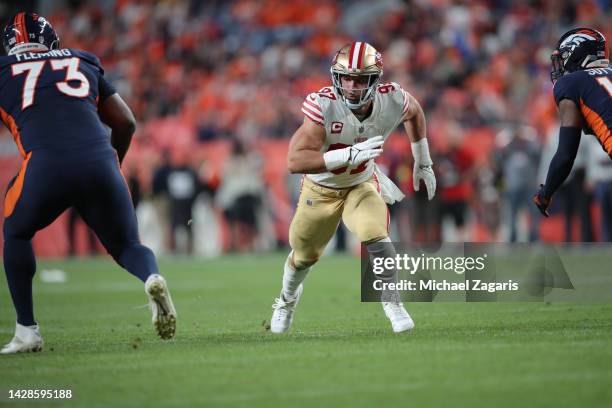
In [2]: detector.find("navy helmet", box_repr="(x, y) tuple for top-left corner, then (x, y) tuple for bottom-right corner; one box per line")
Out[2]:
(3, 12), (59, 55)
(551, 27), (609, 82)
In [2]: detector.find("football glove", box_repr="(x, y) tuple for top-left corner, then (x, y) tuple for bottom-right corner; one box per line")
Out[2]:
(323, 135), (384, 171)
(533, 184), (551, 217)
(411, 138), (436, 200)
(413, 164), (436, 201)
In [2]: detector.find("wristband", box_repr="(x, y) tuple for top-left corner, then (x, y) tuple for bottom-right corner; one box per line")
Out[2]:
(323, 149), (348, 171)
(411, 138), (433, 165)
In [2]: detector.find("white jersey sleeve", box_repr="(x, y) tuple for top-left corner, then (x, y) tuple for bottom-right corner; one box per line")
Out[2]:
(301, 93), (324, 126)
(301, 87), (337, 127)
(387, 81), (411, 120)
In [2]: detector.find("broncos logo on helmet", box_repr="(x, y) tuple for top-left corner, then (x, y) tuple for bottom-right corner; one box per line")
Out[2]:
(3, 12), (59, 55)
(551, 27), (609, 82)
(561, 33), (596, 52)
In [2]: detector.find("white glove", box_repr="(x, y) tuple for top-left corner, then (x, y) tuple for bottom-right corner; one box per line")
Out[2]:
(411, 138), (436, 200)
(323, 135), (384, 171)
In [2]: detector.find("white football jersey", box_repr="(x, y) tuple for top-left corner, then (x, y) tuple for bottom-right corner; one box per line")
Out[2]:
(301, 82), (410, 188)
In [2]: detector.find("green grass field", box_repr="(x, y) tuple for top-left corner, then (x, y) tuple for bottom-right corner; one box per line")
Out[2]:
(1, 254), (611, 407)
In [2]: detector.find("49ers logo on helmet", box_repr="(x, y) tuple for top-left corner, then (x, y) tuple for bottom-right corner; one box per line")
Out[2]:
(375, 52), (383, 68)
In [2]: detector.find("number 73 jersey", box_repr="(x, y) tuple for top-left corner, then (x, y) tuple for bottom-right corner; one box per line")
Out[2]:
(0, 48), (114, 158)
(302, 82), (411, 188)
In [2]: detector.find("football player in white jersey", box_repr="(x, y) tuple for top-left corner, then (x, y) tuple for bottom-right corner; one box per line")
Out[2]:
(270, 42), (436, 333)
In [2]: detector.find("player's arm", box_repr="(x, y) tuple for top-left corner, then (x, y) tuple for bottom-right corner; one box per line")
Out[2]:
(534, 99), (584, 216)
(401, 93), (427, 143)
(401, 92), (436, 200)
(287, 118), (327, 174)
(99, 93), (136, 166)
(287, 118), (384, 174)
(95, 73), (136, 166)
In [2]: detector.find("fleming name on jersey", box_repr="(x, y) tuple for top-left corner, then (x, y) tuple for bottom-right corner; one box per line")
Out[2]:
(11, 48), (73, 61)
(301, 82), (411, 188)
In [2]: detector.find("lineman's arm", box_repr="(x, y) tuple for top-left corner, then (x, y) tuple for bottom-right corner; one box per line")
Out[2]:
(99, 93), (136, 166)
(401, 93), (427, 143)
(534, 99), (583, 216)
(287, 118), (383, 174)
(287, 119), (328, 174)
(402, 93), (436, 200)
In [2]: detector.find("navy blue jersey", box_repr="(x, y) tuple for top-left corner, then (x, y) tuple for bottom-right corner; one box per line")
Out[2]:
(553, 67), (612, 155)
(0, 48), (116, 158)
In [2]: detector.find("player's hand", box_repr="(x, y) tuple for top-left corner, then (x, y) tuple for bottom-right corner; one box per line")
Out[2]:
(323, 135), (384, 170)
(413, 164), (436, 200)
(533, 184), (551, 217)
(349, 136), (384, 166)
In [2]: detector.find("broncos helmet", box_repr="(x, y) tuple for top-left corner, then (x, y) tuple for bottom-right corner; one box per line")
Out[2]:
(330, 42), (383, 109)
(3, 12), (59, 55)
(551, 27), (609, 82)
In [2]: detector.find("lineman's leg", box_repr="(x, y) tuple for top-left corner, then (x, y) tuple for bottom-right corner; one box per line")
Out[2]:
(342, 178), (401, 303)
(344, 177), (415, 332)
(75, 157), (176, 339)
(75, 158), (157, 282)
(2, 154), (70, 353)
(284, 177), (344, 298)
(3, 153), (70, 326)
(343, 178), (413, 332)
(271, 178), (344, 333)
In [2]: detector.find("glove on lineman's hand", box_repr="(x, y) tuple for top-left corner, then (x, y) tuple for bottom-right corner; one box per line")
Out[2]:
(411, 138), (436, 200)
(533, 184), (551, 217)
(323, 135), (384, 170)
(413, 163), (436, 201)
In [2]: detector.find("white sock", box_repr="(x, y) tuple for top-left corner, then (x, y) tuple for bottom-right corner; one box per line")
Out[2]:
(281, 253), (310, 299)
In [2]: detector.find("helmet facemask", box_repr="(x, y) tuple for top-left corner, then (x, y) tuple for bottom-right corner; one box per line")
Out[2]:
(331, 70), (381, 109)
(550, 49), (565, 83)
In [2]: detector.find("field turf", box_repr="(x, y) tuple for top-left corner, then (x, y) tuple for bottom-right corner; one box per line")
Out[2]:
(1, 254), (611, 407)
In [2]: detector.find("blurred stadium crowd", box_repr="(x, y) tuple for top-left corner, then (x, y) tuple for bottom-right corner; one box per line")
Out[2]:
(0, 0), (611, 256)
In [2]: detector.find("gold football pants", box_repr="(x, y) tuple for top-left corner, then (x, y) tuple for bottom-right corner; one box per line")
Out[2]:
(289, 176), (389, 270)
